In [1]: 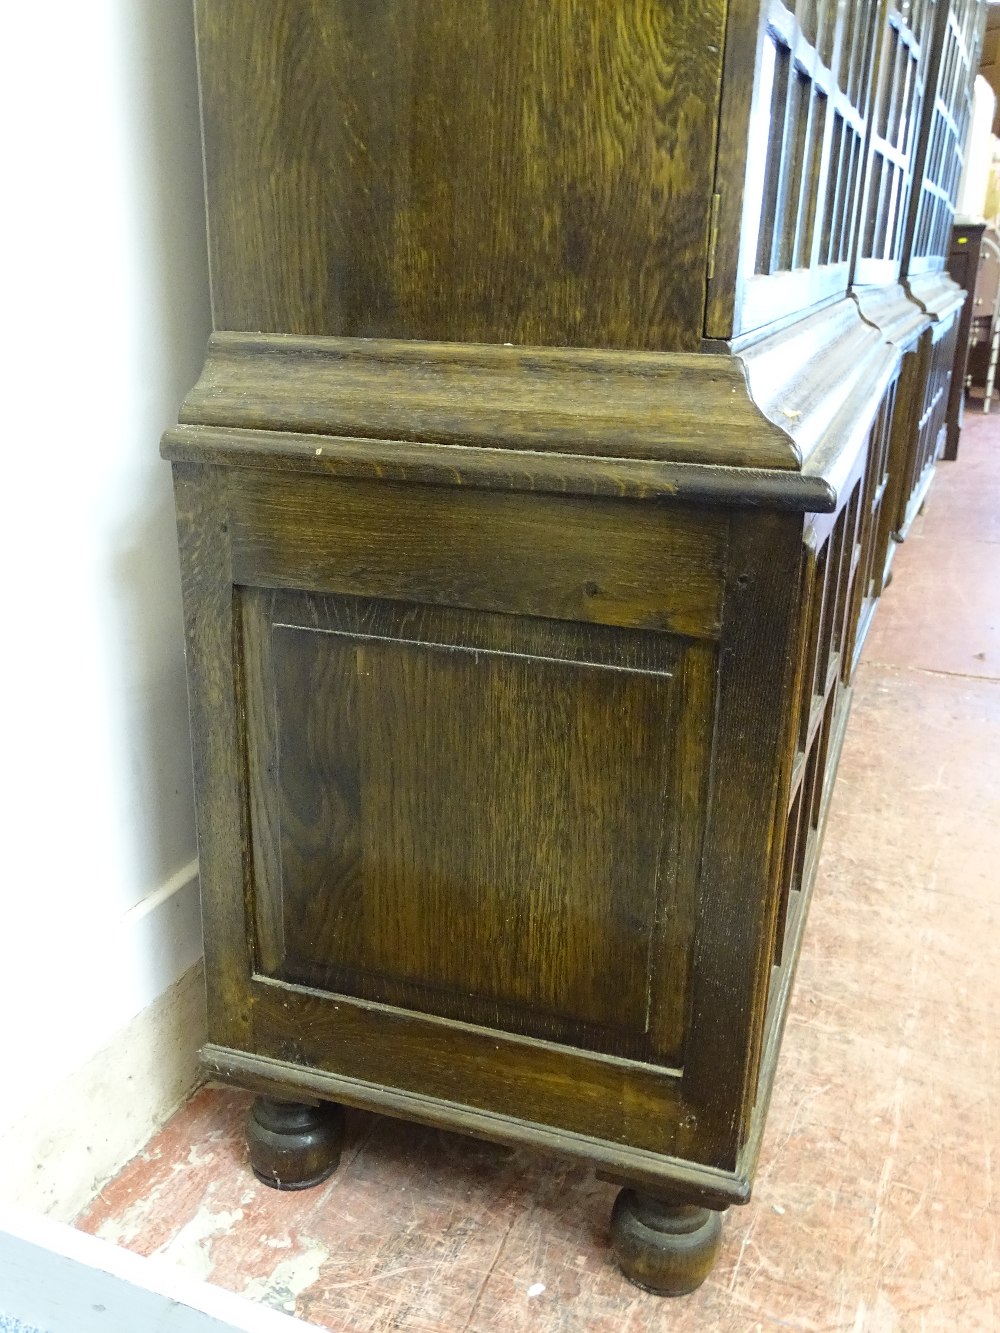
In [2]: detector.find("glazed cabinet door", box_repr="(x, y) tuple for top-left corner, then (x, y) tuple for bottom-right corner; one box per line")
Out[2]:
(852, 0), (934, 288)
(709, 0), (881, 338)
(904, 0), (985, 275)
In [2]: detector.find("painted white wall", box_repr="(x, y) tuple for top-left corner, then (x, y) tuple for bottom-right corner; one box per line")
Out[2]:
(957, 76), (999, 220)
(0, 0), (210, 1160)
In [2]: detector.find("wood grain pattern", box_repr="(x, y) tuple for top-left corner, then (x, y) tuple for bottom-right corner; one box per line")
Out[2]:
(163, 422), (837, 513)
(178, 334), (800, 471)
(203, 1043), (750, 1208)
(277, 624), (674, 1034)
(240, 590), (704, 1064)
(195, 0), (726, 351)
(170, 464), (252, 1051)
(247, 978), (696, 1159)
(226, 470), (728, 641)
(683, 510), (805, 1168)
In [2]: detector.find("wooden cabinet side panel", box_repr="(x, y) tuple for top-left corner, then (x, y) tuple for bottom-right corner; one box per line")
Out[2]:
(241, 590), (700, 1062)
(683, 510), (805, 1167)
(175, 460), (802, 1174)
(195, 0), (725, 351)
(171, 463), (253, 1050)
(227, 471), (726, 641)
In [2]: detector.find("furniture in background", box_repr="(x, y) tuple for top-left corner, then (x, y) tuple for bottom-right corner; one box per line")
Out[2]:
(982, 234), (1000, 411)
(946, 220), (986, 457)
(165, 0), (985, 1297)
(963, 227), (1000, 409)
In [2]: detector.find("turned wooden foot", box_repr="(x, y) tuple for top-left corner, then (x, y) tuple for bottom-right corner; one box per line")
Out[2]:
(610, 1189), (723, 1296)
(246, 1097), (345, 1190)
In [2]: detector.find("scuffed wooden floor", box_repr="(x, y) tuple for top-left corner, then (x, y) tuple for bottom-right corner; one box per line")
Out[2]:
(78, 413), (1000, 1331)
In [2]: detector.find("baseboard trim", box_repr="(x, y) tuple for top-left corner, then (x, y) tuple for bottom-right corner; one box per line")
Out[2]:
(0, 963), (208, 1222)
(0, 1203), (315, 1331)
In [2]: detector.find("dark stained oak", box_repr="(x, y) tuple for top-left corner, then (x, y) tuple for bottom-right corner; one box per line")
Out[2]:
(178, 334), (800, 470)
(163, 421), (837, 512)
(610, 1189), (723, 1296)
(246, 1097), (345, 1190)
(226, 470), (729, 641)
(196, 0), (726, 351)
(207, 1044), (749, 1209)
(253, 595), (689, 1058)
(166, 0), (987, 1297)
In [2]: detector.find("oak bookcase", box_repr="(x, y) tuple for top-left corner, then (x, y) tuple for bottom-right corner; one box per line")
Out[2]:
(164, 0), (985, 1294)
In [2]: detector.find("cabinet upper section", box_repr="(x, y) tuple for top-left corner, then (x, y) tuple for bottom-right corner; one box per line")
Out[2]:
(850, 0), (934, 290)
(709, 0), (882, 338)
(903, 0), (983, 275)
(196, 0), (728, 352)
(194, 0), (984, 352)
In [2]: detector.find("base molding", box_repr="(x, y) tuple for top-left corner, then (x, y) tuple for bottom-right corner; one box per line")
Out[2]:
(201, 1043), (749, 1210)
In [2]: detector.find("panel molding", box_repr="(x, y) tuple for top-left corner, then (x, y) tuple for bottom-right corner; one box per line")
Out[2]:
(241, 589), (704, 1065)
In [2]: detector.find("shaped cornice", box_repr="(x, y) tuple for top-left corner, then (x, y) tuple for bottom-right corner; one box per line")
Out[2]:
(164, 305), (904, 514)
(176, 333), (798, 470)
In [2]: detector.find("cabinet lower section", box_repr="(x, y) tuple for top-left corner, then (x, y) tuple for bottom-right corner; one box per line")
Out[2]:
(167, 299), (946, 1292)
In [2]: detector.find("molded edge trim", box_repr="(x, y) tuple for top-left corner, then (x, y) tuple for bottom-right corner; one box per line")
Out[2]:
(905, 272), (966, 323)
(737, 297), (900, 473)
(178, 331), (800, 472)
(162, 424), (835, 512)
(201, 1045), (752, 1210)
(852, 283), (932, 350)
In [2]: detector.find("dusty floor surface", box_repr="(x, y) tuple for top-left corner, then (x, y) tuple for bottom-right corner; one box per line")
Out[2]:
(78, 412), (1000, 1330)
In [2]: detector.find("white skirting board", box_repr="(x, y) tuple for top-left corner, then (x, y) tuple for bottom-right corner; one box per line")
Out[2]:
(0, 1206), (316, 1333)
(0, 959), (208, 1221)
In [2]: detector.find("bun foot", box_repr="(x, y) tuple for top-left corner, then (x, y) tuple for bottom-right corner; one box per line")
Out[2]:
(610, 1189), (723, 1295)
(246, 1097), (345, 1190)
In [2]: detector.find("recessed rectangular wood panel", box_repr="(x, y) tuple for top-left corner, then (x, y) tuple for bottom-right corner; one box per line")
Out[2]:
(241, 590), (708, 1065)
(276, 627), (673, 1029)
